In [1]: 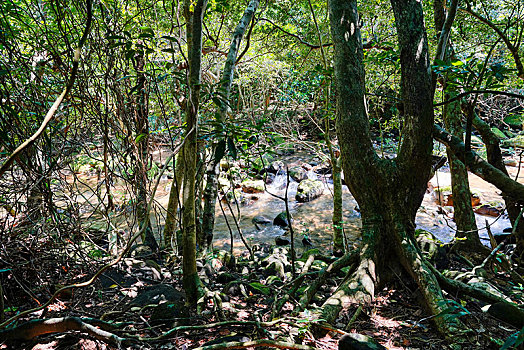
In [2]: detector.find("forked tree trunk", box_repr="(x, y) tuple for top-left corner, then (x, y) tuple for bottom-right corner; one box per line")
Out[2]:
(326, 0), (464, 336)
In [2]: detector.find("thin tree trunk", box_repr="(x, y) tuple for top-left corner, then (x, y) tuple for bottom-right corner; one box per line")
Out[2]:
(133, 49), (158, 252)
(444, 93), (481, 249)
(164, 153), (184, 247)
(201, 0), (259, 253)
(181, 0), (207, 305)
(471, 114), (524, 257)
(433, 0), (481, 251)
(433, 123), (524, 260)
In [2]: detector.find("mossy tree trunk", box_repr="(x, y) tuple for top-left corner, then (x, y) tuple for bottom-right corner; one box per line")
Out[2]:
(326, 0), (463, 336)
(443, 93), (481, 250)
(181, 0), (206, 305)
(201, 0), (260, 254)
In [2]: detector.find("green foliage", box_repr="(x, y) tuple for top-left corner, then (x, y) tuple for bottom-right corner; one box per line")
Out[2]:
(501, 327), (524, 350)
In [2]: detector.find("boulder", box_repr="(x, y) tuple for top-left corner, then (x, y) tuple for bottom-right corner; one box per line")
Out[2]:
(502, 134), (524, 148)
(253, 215), (272, 225)
(432, 187), (480, 207)
(130, 284), (184, 307)
(289, 166), (307, 182)
(474, 203), (502, 217)
(150, 300), (188, 325)
(273, 211), (292, 228)
(242, 180), (265, 193)
(296, 179), (324, 203)
(267, 160), (285, 174)
(275, 236), (290, 246)
(485, 302), (524, 328)
(338, 333), (386, 350)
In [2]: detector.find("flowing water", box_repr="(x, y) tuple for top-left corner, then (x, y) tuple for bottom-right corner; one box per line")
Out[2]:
(210, 156), (523, 254)
(68, 150), (523, 255)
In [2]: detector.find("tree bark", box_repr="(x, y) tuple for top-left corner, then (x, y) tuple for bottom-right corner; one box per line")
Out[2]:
(132, 49), (158, 252)
(201, 0), (260, 253)
(181, 0), (207, 305)
(327, 0), (464, 336)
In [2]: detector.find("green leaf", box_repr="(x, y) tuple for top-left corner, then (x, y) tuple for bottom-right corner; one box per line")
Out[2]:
(227, 137), (237, 160)
(501, 327), (524, 350)
(249, 282), (270, 295)
(214, 139), (226, 164)
(135, 133), (146, 143)
(140, 26), (154, 35)
(106, 34), (126, 40)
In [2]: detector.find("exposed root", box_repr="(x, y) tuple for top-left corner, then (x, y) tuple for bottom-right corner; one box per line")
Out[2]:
(298, 250), (359, 312)
(321, 246), (375, 324)
(395, 227), (468, 337)
(428, 263), (515, 305)
(0, 317), (130, 347)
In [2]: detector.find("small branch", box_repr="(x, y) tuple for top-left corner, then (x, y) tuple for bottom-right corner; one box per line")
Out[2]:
(433, 89), (524, 107)
(459, 6), (524, 78)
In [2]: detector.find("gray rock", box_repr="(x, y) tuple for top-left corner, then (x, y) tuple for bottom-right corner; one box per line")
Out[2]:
(338, 333), (386, 350)
(253, 215), (272, 225)
(241, 180), (265, 194)
(130, 284), (184, 307)
(296, 179), (324, 202)
(275, 236), (290, 246)
(289, 166), (307, 182)
(267, 160), (285, 174)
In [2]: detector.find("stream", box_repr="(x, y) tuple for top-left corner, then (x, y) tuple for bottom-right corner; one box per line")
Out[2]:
(207, 152), (523, 254)
(71, 149), (523, 255)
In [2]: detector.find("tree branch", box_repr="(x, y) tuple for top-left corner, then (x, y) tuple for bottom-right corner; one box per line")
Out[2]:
(433, 124), (524, 202)
(0, 0), (93, 180)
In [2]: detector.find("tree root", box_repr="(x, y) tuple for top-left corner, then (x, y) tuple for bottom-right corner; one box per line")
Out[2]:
(320, 247), (373, 324)
(298, 251), (358, 312)
(428, 263), (515, 305)
(193, 339), (320, 350)
(0, 317), (130, 347)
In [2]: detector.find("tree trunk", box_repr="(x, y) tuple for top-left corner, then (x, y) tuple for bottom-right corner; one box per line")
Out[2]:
(133, 49), (158, 252)
(332, 158), (344, 254)
(201, 0), (260, 253)
(443, 93), (481, 250)
(164, 153), (184, 247)
(471, 114), (524, 249)
(432, 0), (481, 251)
(181, 0), (207, 305)
(433, 124), (524, 260)
(327, 0), (463, 336)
